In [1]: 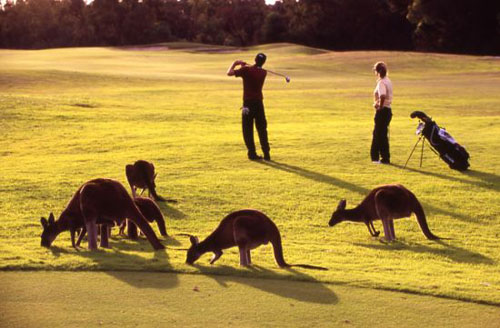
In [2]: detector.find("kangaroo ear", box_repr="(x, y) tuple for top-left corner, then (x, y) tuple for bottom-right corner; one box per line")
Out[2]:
(189, 236), (199, 246)
(41, 217), (48, 228)
(48, 212), (55, 224)
(337, 199), (346, 210)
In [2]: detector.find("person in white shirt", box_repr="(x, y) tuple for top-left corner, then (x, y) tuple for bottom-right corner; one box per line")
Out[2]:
(371, 61), (393, 164)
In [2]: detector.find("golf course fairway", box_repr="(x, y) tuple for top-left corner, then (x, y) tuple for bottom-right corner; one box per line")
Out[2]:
(0, 43), (499, 325)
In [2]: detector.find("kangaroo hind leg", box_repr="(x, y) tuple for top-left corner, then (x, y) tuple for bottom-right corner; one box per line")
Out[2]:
(85, 220), (98, 250)
(388, 219), (395, 240)
(239, 246), (250, 267)
(375, 191), (396, 242)
(100, 224), (111, 248)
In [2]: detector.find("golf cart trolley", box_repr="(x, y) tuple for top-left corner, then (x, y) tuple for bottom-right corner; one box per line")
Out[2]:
(404, 111), (470, 171)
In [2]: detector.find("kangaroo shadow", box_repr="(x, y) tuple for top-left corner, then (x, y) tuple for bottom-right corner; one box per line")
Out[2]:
(261, 161), (478, 223)
(49, 245), (71, 257)
(158, 202), (187, 220)
(393, 163), (500, 192)
(353, 240), (494, 265)
(67, 237), (178, 289)
(192, 264), (338, 304)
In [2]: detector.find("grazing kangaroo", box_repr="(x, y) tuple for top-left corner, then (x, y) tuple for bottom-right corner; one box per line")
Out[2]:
(126, 160), (165, 201)
(186, 209), (328, 270)
(40, 178), (164, 250)
(74, 197), (168, 248)
(328, 184), (439, 241)
(119, 196), (168, 238)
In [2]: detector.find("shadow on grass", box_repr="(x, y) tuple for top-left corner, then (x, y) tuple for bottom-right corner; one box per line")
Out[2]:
(193, 264), (338, 304)
(59, 236), (179, 289)
(465, 169), (500, 187)
(353, 240), (494, 265)
(393, 164), (500, 192)
(49, 240), (338, 302)
(158, 202), (187, 220)
(259, 160), (369, 195)
(260, 160), (479, 223)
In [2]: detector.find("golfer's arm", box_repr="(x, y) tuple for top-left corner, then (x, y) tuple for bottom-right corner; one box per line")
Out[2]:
(227, 61), (239, 76)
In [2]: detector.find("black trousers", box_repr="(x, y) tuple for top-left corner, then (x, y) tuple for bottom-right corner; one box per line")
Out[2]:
(242, 99), (270, 155)
(370, 107), (392, 162)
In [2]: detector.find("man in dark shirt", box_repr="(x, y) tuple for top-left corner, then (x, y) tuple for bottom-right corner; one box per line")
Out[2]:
(227, 53), (271, 161)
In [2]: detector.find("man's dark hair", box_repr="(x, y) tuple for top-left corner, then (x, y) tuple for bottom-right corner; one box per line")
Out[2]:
(255, 53), (267, 67)
(373, 61), (387, 78)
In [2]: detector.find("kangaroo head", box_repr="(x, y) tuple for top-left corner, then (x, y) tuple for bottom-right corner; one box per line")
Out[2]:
(186, 235), (201, 264)
(329, 199), (347, 227)
(40, 212), (58, 247)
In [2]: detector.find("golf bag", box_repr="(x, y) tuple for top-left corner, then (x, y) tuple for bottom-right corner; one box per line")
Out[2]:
(410, 111), (470, 171)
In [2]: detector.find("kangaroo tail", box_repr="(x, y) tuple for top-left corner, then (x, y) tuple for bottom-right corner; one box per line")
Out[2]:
(289, 264), (329, 271)
(165, 246), (189, 251)
(411, 194), (440, 240)
(172, 233), (194, 238)
(271, 233), (328, 270)
(271, 233), (289, 268)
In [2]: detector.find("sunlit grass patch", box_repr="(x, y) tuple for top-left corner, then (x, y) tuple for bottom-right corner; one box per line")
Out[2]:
(0, 43), (499, 305)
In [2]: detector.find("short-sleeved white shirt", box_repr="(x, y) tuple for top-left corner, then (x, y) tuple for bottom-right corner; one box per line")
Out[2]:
(374, 77), (393, 108)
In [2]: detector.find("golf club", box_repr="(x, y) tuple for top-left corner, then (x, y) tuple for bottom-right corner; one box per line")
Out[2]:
(240, 62), (290, 83)
(266, 69), (291, 83)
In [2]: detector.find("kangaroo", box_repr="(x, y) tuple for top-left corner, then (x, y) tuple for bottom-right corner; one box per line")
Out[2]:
(73, 197), (168, 248)
(126, 160), (165, 201)
(328, 184), (439, 241)
(40, 178), (164, 250)
(186, 209), (328, 270)
(120, 197), (168, 238)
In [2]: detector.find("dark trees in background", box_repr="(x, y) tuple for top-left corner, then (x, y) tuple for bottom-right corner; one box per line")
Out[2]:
(277, 0), (413, 50)
(0, 0), (498, 54)
(405, 0), (500, 54)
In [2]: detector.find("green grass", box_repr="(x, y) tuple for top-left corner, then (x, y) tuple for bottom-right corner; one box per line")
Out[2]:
(0, 43), (499, 307)
(1, 271), (499, 328)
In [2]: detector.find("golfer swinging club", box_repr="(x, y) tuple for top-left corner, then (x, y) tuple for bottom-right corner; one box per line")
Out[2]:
(227, 53), (271, 161)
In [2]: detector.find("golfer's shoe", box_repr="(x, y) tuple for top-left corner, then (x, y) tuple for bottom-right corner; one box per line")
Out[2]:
(248, 153), (263, 161)
(264, 152), (271, 161)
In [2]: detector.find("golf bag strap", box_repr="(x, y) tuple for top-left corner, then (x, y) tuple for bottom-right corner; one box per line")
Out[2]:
(429, 125), (440, 147)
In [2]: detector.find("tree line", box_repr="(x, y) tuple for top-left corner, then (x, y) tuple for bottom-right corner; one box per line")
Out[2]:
(0, 0), (498, 55)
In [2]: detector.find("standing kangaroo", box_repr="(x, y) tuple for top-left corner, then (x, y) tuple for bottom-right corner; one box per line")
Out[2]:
(126, 160), (165, 201)
(186, 209), (327, 270)
(328, 184), (439, 241)
(40, 178), (164, 250)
